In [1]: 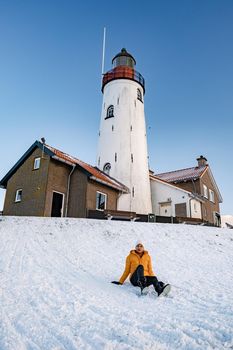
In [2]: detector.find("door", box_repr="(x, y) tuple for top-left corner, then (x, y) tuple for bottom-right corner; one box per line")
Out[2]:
(51, 192), (64, 217)
(213, 212), (221, 227)
(160, 203), (172, 216)
(175, 203), (187, 217)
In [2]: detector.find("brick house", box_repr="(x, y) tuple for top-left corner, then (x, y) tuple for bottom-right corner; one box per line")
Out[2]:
(155, 156), (222, 226)
(0, 141), (128, 218)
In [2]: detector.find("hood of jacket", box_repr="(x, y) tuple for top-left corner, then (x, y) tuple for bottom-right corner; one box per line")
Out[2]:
(130, 249), (149, 256)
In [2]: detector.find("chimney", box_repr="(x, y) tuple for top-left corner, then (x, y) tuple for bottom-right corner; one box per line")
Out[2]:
(197, 155), (207, 167)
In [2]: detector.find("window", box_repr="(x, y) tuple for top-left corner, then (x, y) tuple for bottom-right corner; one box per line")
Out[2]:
(209, 189), (215, 203)
(103, 163), (111, 175)
(34, 157), (41, 170)
(15, 189), (22, 202)
(96, 192), (107, 211)
(105, 105), (114, 119)
(137, 88), (143, 102)
(203, 184), (208, 198)
(115, 153), (117, 162)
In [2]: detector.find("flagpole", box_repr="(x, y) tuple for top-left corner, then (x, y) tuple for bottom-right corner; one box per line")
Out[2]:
(101, 27), (106, 84)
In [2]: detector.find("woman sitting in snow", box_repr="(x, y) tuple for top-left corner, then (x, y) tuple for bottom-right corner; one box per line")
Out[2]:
(112, 240), (171, 296)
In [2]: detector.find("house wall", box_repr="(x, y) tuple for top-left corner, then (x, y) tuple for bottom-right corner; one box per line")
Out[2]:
(43, 160), (119, 217)
(150, 179), (202, 219)
(174, 170), (220, 224)
(3, 149), (120, 218)
(151, 179), (190, 217)
(190, 199), (202, 219)
(199, 170), (220, 224)
(3, 148), (50, 216)
(44, 159), (70, 217)
(86, 180), (118, 212)
(173, 179), (200, 194)
(67, 168), (88, 218)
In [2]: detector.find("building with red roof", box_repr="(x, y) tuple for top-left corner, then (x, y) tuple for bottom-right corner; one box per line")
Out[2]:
(0, 140), (129, 218)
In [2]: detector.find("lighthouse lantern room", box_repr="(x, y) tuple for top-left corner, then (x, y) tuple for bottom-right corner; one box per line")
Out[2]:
(97, 48), (152, 215)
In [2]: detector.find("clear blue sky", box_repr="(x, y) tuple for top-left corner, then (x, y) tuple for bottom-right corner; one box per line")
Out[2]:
(0, 0), (232, 214)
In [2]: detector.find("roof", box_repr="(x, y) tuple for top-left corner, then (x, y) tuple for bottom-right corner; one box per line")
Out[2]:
(155, 166), (207, 183)
(0, 141), (129, 193)
(45, 143), (129, 193)
(155, 165), (223, 203)
(112, 48), (136, 65)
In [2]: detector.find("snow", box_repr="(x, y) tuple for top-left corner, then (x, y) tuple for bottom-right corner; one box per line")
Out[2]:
(221, 215), (233, 228)
(0, 217), (233, 350)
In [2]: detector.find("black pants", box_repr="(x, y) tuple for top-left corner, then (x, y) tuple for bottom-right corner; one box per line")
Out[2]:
(130, 265), (164, 294)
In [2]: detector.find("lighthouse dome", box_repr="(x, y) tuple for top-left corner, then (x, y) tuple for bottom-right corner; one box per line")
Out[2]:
(112, 48), (136, 68)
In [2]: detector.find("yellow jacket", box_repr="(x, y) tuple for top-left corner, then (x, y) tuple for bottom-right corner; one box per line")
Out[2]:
(119, 250), (155, 284)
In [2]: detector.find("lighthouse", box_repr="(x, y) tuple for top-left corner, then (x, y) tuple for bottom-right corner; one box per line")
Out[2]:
(97, 48), (152, 215)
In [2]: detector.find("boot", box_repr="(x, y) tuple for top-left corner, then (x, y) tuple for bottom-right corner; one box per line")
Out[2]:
(158, 284), (171, 297)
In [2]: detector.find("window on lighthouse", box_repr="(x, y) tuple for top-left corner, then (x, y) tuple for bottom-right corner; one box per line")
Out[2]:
(105, 105), (114, 119)
(137, 88), (143, 102)
(103, 163), (111, 175)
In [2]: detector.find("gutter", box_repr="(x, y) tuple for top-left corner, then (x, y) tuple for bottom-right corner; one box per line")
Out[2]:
(188, 197), (192, 218)
(188, 192), (205, 203)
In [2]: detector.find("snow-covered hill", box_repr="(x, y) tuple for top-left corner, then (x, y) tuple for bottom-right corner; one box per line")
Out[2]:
(0, 217), (233, 350)
(221, 215), (233, 228)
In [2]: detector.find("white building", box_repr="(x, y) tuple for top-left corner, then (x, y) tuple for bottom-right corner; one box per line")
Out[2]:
(150, 175), (202, 219)
(97, 48), (152, 214)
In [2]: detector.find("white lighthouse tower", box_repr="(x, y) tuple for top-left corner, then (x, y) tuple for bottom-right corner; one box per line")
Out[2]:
(97, 48), (152, 215)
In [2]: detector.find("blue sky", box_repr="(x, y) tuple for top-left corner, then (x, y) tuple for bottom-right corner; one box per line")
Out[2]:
(0, 0), (232, 214)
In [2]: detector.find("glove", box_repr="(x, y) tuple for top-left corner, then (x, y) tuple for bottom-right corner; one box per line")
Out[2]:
(111, 281), (122, 285)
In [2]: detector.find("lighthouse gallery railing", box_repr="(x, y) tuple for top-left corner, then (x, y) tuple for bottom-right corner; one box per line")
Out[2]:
(102, 68), (145, 93)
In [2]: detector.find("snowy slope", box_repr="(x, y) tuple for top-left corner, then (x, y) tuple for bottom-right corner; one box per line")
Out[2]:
(0, 217), (233, 350)
(221, 215), (233, 228)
